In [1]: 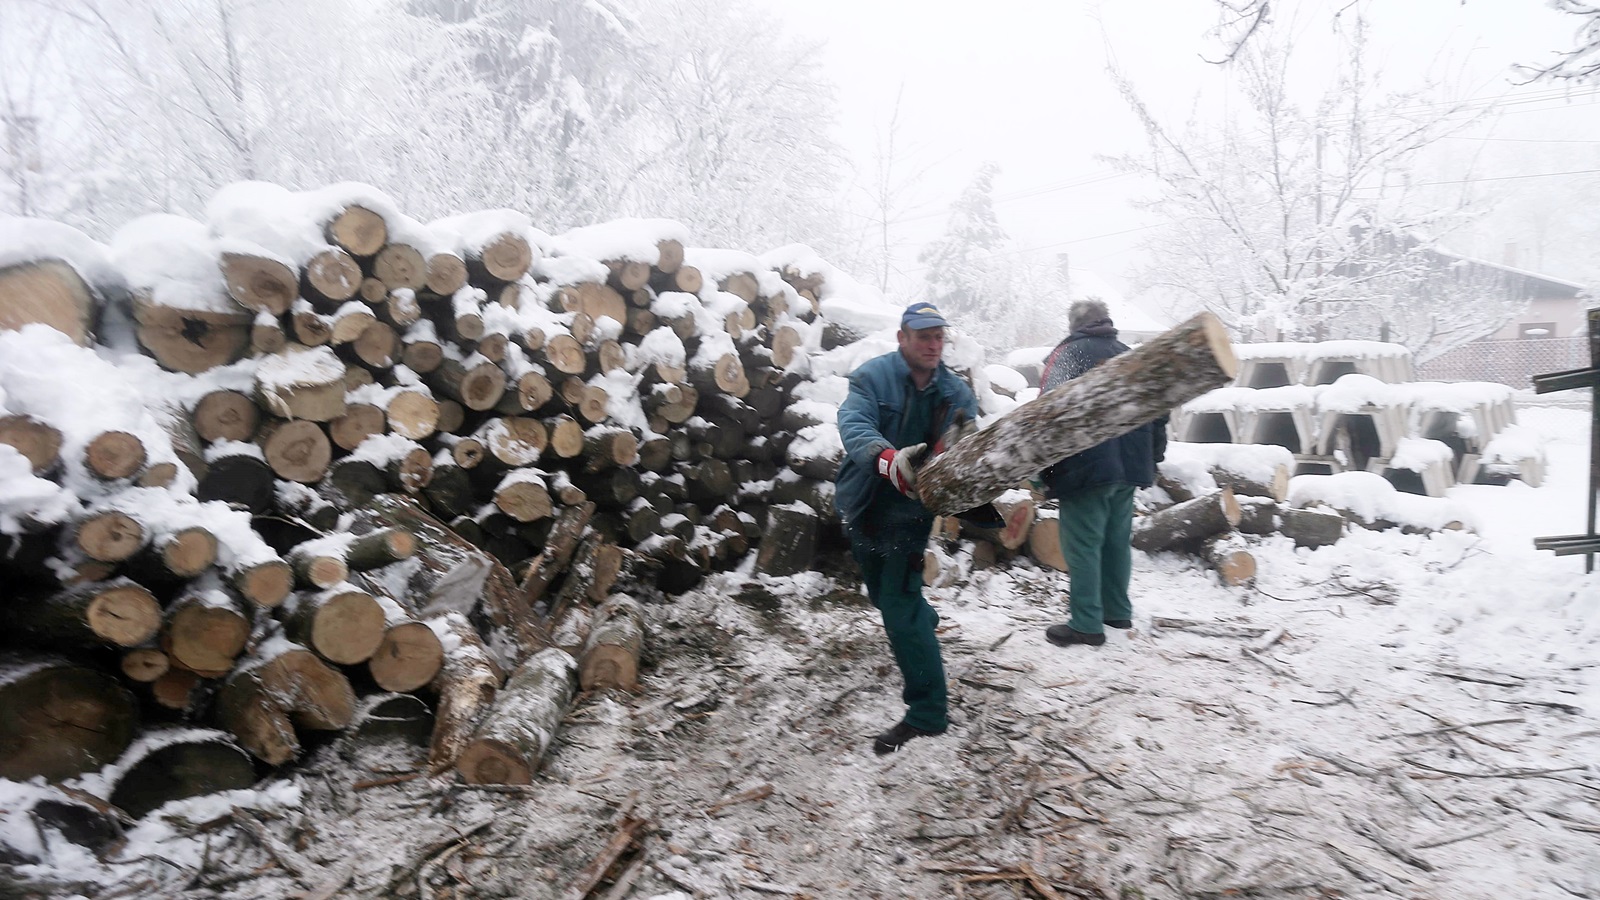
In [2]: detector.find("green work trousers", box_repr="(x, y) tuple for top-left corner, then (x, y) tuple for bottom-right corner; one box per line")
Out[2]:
(1057, 483), (1136, 635)
(849, 528), (948, 732)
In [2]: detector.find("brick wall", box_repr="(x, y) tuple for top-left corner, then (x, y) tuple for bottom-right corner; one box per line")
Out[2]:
(1416, 337), (1591, 387)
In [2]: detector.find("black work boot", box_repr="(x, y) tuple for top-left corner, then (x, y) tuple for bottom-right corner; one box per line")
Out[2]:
(1045, 624), (1106, 646)
(872, 721), (946, 755)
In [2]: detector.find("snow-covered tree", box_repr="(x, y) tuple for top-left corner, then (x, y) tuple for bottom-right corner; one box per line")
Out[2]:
(1111, 23), (1525, 361)
(916, 164), (1069, 355)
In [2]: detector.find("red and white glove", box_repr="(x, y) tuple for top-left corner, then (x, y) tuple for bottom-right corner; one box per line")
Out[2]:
(877, 443), (928, 500)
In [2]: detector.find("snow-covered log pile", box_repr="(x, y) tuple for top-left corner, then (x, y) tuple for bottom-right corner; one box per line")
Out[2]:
(2, 181), (1035, 835)
(1172, 340), (1543, 495)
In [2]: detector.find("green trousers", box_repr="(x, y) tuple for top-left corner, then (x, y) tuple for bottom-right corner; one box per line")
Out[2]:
(1057, 483), (1136, 635)
(849, 528), (948, 732)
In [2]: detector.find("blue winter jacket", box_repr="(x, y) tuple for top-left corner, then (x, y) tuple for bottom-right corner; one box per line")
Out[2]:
(1039, 326), (1168, 497)
(835, 350), (979, 531)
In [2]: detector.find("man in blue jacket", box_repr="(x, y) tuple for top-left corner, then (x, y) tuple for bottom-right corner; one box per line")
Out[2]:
(1039, 299), (1168, 647)
(836, 302), (979, 754)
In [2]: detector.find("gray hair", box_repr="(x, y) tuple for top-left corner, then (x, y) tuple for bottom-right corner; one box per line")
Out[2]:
(1068, 298), (1112, 334)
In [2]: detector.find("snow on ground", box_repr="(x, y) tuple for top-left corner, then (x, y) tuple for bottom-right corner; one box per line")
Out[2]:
(6, 399), (1597, 900)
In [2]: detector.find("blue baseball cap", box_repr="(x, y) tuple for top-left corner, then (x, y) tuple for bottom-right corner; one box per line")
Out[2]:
(901, 302), (948, 330)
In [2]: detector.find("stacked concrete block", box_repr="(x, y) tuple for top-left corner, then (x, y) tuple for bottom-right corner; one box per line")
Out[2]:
(1302, 340), (1415, 386)
(1370, 436), (1458, 498)
(1172, 340), (1537, 494)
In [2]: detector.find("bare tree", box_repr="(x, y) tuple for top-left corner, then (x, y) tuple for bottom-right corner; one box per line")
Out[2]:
(1111, 19), (1523, 360)
(1206, 0), (1600, 83)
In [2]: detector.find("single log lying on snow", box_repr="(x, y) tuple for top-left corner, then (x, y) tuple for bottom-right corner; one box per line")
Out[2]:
(455, 647), (578, 784)
(1279, 506), (1346, 549)
(578, 593), (645, 691)
(106, 728), (256, 819)
(753, 502), (818, 577)
(426, 612), (503, 775)
(916, 312), (1236, 515)
(1131, 487), (1241, 554)
(1200, 533), (1256, 587)
(0, 653), (138, 781)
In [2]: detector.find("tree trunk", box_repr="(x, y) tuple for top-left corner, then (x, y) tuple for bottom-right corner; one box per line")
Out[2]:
(228, 558), (295, 609)
(302, 247), (362, 303)
(374, 243), (426, 291)
(426, 251), (468, 296)
(579, 594), (645, 692)
(74, 510), (146, 562)
(162, 586), (251, 677)
(1235, 496), (1279, 536)
(4, 578), (161, 649)
(385, 387), (440, 440)
(193, 389), (260, 443)
(917, 312), (1237, 515)
(0, 259), (97, 345)
(1279, 506), (1346, 549)
(428, 358), (507, 412)
(0, 414), (62, 475)
(279, 585), (387, 665)
(425, 612), (503, 775)
(754, 503), (818, 577)
(959, 493), (1036, 551)
(131, 293), (252, 374)
(493, 470), (553, 523)
(1026, 511), (1067, 572)
(346, 526), (418, 571)
(329, 402), (387, 451)
(1201, 533), (1256, 586)
(364, 594), (445, 693)
(220, 252), (297, 316)
(84, 430), (147, 481)
(258, 419), (332, 483)
(1131, 488), (1241, 553)
(466, 232), (533, 284)
(0, 653), (138, 781)
(106, 728), (257, 819)
(455, 648), (577, 785)
(689, 353), (750, 398)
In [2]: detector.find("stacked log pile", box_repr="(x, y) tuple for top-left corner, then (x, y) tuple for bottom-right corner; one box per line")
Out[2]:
(0, 186), (921, 827)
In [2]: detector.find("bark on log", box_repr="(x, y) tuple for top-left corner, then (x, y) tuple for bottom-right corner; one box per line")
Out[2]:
(106, 728), (257, 819)
(518, 502), (595, 618)
(0, 653), (138, 781)
(1279, 506), (1346, 549)
(426, 612), (503, 775)
(195, 450), (276, 512)
(0, 259), (96, 345)
(1201, 534), (1257, 586)
(578, 594), (645, 692)
(916, 312), (1237, 515)
(753, 503), (818, 577)
(1235, 496), (1279, 536)
(4, 578), (161, 649)
(455, 648), (577, 785)
(1131, 488), (1241, 553)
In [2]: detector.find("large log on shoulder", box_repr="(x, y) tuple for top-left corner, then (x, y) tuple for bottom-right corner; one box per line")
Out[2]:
(0, 653), (138, 781)
(915, 312), (1236, 516)
(455, 647), (577, 785)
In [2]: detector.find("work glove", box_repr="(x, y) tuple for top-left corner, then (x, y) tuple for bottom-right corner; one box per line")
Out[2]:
(934, 410), (977, 456)
(877, 443), (928, 500)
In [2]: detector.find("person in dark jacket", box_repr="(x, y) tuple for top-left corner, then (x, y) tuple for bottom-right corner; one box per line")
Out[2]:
(836, 301), (979, 754)
(1038, 298), (1168, 647)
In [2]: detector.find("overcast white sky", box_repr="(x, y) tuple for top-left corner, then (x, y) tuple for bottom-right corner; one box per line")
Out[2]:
(755, 0), (1600, 296)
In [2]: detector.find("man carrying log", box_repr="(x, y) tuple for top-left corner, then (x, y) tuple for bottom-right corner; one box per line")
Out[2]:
(1038, 299), (1168, 647)
(836, 302), (978, 754)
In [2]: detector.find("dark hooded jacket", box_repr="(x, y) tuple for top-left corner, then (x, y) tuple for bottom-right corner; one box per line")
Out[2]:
(1038, 322), (1168, 497)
